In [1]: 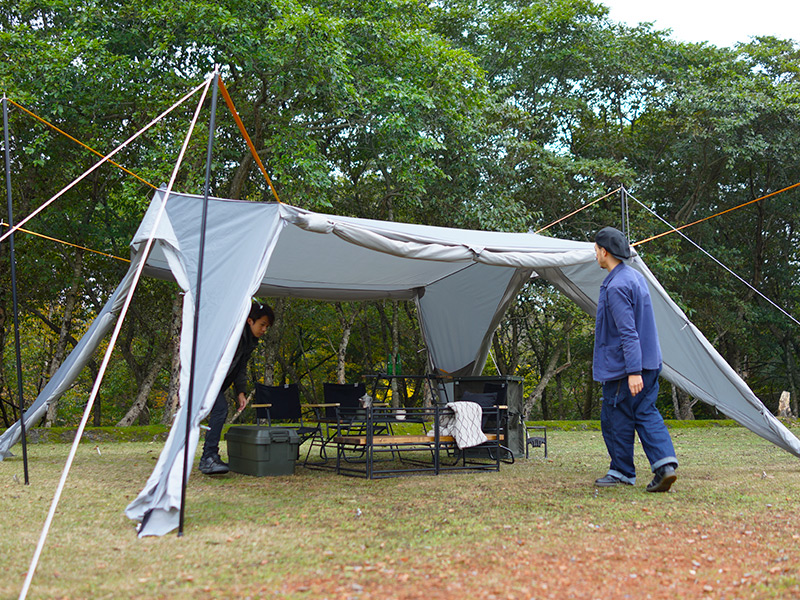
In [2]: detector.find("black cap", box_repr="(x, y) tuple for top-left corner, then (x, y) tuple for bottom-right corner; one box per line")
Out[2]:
(595, 226), (631, 260)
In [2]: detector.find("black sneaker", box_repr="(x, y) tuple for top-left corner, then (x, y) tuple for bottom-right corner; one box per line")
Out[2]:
(646, 465), (677, 492)
(198, 454), (229, 475)
(594, 474), (632, 487)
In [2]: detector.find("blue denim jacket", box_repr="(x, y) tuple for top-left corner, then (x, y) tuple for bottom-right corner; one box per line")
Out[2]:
(593, 263), (662, 382)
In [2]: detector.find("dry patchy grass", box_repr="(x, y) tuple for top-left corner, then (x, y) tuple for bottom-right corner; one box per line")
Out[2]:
(2, 426), (800, 599)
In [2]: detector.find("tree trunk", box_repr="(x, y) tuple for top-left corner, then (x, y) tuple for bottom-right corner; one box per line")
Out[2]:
(491, 309), (518, 376)
(162, 293), (184, 425)
(785, 338), (799, 417)
(671, 385), (695, 420)
(261, 307), (280, 386)
(582, 368), (595, 419)
(334, 303), (361, 384)
(540, 388), (549, 421)
(0, 303), (13, 427)
(118, 315), (170, 427)
(116, 353), (167, 426)
(0, 240), (9, 426)
(523, 340), (570, 419)
(228, 153), (253, 200)
(390, 301), (400, 407)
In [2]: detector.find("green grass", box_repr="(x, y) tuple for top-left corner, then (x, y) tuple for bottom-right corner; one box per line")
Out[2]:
(8, 418), (748, 444)
(2, 424), (800, 599)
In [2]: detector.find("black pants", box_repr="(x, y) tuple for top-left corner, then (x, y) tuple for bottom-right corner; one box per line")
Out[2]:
(202, 389), (228, 459)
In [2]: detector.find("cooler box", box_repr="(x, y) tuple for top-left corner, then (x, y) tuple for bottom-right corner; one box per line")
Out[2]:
(225, 425), (300, 476)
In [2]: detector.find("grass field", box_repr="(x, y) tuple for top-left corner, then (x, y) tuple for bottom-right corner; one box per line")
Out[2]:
(2, 424), (800, 599)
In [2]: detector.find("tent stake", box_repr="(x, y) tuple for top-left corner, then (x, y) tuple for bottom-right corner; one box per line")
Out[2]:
(3, 96), (29, 485)
(179, 67), (220, 536)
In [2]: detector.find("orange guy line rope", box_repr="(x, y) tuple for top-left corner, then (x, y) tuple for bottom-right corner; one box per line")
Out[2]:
(0, 222), (129, 263)
(217, 79), (282, 203)
(0, 81), (207, 245)
(7, 99), (157, 190)
(535, 187), (621, 234)
(633, 181), (800, 247)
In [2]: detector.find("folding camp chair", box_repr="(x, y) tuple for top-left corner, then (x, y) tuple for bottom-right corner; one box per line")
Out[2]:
(252, 383), (324, 467)
(318, 382), (373, 465)
(322, 382), (367, 427)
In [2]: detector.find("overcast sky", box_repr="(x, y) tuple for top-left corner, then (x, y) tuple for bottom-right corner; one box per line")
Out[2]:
(601, 0), (799, 48)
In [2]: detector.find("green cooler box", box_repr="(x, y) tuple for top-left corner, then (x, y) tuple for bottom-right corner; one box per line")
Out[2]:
(225, 425), (300, 476)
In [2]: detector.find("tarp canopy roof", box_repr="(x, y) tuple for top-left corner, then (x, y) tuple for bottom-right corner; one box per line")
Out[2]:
(3, 187), (798, 538)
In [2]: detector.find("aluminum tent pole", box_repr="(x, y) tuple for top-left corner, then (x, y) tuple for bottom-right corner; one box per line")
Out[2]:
(3, 96), (29, 485)
(179, 67), (220, 536)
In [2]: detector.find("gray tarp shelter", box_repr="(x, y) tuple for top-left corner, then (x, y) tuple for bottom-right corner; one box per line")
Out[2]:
(2, 188), (799, 537)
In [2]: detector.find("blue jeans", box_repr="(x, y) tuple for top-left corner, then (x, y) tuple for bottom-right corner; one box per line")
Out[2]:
(600, 369), (677, 484)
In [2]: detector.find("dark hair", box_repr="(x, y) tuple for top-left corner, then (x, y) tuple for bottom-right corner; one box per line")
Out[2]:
(248, 300), (275, 325)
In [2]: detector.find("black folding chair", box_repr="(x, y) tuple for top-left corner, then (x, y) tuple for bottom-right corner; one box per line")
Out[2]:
(253, 383), (324, 467)
(321, 382), (374, 466)
(322, 382), (367, 423)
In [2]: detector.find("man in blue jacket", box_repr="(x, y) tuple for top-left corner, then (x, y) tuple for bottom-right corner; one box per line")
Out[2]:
(592, 227), (678, 492)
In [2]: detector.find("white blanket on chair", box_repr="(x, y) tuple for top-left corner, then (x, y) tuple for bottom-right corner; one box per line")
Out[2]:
(429, 401), (488, 449)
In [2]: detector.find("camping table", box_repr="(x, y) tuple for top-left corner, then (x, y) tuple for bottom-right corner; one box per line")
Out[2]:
(334, 404), (507, 479)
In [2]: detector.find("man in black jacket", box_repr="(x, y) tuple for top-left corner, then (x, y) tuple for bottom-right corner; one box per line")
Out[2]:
(199, 301), (275, 475)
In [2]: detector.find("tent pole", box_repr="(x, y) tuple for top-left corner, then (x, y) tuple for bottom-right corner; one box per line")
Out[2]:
(3, 96), (29, 485)
(179, 67), (220, 536)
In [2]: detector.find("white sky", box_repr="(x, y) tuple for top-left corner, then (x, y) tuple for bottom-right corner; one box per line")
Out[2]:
(601, 0), (799, 48)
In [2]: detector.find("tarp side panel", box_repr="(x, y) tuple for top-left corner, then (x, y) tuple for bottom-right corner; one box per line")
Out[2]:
(126, 193), (285, 536)
(536, 265), (599, 316)
(631, 257), (800, 458)
(417, 264), (519, 375)
(466, 267), (534, 377)
(0, 255), (145, 459)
